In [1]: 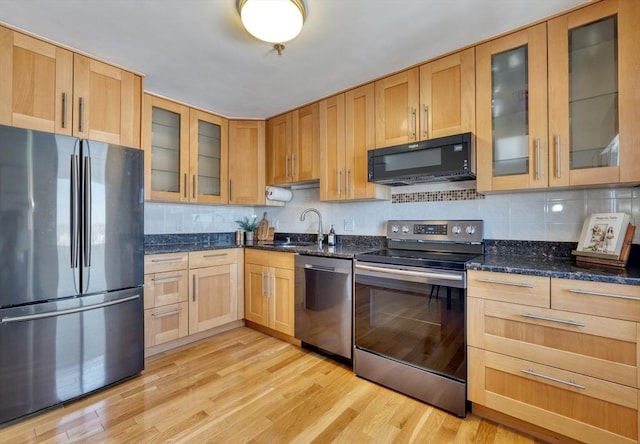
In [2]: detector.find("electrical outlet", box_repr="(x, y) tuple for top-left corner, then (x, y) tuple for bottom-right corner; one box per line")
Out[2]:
(344, 219), (355, 232)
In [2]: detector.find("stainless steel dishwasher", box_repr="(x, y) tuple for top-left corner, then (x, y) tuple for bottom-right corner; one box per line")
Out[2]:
(295, 255), (353, 361)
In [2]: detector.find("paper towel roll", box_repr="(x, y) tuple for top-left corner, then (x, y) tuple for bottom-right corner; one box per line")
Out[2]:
(266, 186), (293, 202)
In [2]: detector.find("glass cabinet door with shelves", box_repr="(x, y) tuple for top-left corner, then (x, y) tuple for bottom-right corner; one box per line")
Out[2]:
(548, 0), (638, 187)
(476, 23), (548, 192)
(189, 110), (228, 204)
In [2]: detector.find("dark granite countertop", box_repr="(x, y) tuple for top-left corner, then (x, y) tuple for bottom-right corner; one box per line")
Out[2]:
(466, 254), (640, 286)
(145, 242), (241, 255)
(246, 242), (381, 259)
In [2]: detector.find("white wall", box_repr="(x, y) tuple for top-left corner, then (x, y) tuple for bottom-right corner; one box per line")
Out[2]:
(145, 182), (640, 243)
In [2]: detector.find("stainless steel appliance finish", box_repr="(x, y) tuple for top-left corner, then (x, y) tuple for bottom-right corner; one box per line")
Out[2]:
(354, 220), (483, 417)
(295, 255), (353, 360)
(367, 132), (475, 185)
(0, 124), (144, 425)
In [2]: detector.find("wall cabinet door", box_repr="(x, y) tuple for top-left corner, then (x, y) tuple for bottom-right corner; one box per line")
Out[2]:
(229, 120), (266, 205)
(419, 47), (475, 140)
(320, 94), (345, 201)
(267, 112), (292, 185)
(548, 0), (640, 188)
(73, 54), (142, 147)
(291, 103), (319, 182)
(244, 263), (270, 326)
(189, 263), (238, 334)
(143, 94), (190, 202)
(0, 27), (73, 134)
(476, 23), (549, 192)
(189, 109), (228, 204)
(375, 68), (419, 147)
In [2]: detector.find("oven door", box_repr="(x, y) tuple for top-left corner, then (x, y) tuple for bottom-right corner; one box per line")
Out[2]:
(354, 261), (466, 382)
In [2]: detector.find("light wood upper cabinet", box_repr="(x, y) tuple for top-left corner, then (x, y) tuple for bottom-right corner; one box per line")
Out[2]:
(477, 0), (640, 192)
(320, 84), (389, 202)
(419, 48), (475, 140)
(476, 23), (548, 193)
(0, 26), (73, 134)
(267, 103), (319, 185)
(143, 93), (228, 203)
(547, 0), (640, 188)
(374, 48), (475, 148)
(229, 120), (266, 205)
(0, 26), (141, 147)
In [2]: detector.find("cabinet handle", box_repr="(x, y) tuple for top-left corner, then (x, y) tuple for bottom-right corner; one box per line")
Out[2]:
(520, 368), (585, 390)
(267, 271), (272, 297)
(261, 271), (266, 296)
(477, 278), (534, 288)
(151, 307), (183, 318)
(346, 169), (351, 196)
(337, 170), (342, 196)
(192, 274), (198, 302)
(568, 288), (640, 302)
(285, 155), (290, 178)
(204, 253), (227, 258)
(192, 175), (196, 199)
(520, 313), (585, 327)
(291, 154), (296, 177)
(152, 274), (183, 284)
(555, 135), (561, 179)
(422, 104), (428, 138)
(184, 173), (188, 198)
(151, 257), (184, 263)
(78, 97), (85, 132)
(229, 179), (233, 202)
(535, 137), (541, 180)
(409, 107), (416, 140)
(62, 92), (68, 129)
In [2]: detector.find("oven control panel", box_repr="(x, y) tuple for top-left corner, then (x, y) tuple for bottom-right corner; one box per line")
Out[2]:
(387, 220), (483, 243)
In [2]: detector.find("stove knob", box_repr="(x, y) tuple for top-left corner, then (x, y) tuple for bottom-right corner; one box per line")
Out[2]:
(391, 225), (399, 233)
(452, 226), (462, 235)
(466, 225), (476, 235)
(402, 225), (411, 233)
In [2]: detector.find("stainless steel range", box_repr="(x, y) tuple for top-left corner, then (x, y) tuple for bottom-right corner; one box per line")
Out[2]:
(353, 219), (483, 417)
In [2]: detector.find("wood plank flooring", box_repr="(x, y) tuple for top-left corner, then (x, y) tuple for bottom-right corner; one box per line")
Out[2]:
(0, 327), (546, 443)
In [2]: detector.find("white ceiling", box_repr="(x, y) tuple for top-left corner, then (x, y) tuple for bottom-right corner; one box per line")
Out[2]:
(0, 0), (590, 119)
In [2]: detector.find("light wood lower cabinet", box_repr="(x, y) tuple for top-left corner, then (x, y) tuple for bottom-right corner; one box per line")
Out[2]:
(244, 249), (295, 336)
(143, 249), (243, 351)
(467, 269), (640, 444)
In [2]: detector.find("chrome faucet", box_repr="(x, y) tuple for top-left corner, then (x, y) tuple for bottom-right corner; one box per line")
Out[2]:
(300, 208), (324, 246)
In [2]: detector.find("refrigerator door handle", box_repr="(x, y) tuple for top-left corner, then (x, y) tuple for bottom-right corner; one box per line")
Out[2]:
(70, 154), (80, 269)
(83, 154), (92, 268)
(1, 295), (140, 324)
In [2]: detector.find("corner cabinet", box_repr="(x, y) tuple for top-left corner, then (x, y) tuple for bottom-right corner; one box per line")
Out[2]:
(267, 103), (319, 185)
(0, 26), (142, 147)
(320, 84), (389, 201)
(244, 249), (295, 336)
(143, 93), (228, 203)
(374, 48), (475, 148)
(467, 269), (640, 444)
(228, 120), (267, 205)
(477, 0), (640, 192)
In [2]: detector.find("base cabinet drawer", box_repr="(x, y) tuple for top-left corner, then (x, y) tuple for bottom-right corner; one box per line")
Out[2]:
(144, 270), (189, 308)
(144, 302), (189, 347)
(468, 347), (638, 444)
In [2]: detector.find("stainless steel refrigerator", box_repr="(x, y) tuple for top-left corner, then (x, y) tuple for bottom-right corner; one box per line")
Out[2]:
(0, 124), (144, 426)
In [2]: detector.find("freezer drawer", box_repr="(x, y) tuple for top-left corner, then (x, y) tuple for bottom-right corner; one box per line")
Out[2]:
(0, 288), (144, 425)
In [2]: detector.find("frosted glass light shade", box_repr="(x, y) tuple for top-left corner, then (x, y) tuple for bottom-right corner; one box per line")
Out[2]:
(239, 0), (305, 44)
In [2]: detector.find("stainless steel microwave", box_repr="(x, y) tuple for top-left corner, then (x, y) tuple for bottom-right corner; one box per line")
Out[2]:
(367, 133), (475, 186)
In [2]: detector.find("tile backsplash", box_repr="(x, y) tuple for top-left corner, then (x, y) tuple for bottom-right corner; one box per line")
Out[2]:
(145, 181), (640, 244)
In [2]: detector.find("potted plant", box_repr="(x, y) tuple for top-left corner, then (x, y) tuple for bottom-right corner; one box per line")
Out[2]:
(235, 215), (259, 242)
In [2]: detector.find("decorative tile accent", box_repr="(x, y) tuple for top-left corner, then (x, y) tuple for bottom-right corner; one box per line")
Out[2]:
(392, 188), (485, 203)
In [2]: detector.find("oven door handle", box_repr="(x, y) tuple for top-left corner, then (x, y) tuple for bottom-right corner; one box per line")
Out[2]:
(355, 264), (463, 283)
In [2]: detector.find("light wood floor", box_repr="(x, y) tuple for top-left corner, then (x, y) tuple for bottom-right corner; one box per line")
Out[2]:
(1, 327), (545, 443)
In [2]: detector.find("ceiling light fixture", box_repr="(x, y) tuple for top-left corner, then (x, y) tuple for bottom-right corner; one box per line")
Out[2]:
(238, 0), (306, 55)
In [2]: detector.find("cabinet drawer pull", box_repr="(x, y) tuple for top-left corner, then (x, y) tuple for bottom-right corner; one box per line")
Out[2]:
(204, 253), (227, 258)
(477, 278), (534, 288)
(520, 313), (585, 327)
(520, 368), (585, 390)
(151, 274), (183, 284)
(151, 257), (185, 264)
(151, 307), (183, 318)
(568, 288), (640, 302)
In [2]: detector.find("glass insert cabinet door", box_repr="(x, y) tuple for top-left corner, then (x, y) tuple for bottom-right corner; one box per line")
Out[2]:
(189, 109), (228, 204)
(476, 23), (548, 192)
(548, 0), (636, 187)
